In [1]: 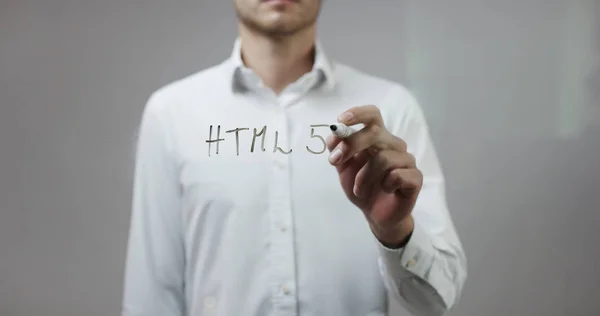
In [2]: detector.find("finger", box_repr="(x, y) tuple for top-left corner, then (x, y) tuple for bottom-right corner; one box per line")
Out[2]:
(354, 150), (416, 197)
(329, 129), (406, 166)
(337, 149), (370, 175)
(381, 168), (423, 196)
(338, 104), (384, 127)
(337, 151), (371, 198)
(353, 159), (376, 198)
(325, 133), (342, 152)
(328, 124), (381, 165)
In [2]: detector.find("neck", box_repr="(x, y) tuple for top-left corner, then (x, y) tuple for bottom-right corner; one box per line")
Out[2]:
(238, 24), (316, 94)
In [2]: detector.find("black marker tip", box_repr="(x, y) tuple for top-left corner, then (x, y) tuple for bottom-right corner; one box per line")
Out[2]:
(330, 124), (337, 131)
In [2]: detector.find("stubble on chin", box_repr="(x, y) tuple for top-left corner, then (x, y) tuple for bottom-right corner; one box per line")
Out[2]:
(234, 3), (320, 38)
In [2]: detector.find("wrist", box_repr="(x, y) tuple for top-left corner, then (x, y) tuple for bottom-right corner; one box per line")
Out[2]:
(371, 215), (415, 249)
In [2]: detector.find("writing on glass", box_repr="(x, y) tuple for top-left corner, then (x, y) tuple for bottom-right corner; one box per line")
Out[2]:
(205, 124), (331, 156)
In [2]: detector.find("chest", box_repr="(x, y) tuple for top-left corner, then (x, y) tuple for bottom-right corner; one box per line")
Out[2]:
(172, 98), (351, 215)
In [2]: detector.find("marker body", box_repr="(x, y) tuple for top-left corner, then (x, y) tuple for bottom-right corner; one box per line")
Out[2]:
(330, 123), (356, 138)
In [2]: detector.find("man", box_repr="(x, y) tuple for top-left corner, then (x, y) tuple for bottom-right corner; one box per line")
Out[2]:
(122, 0), (467, 315)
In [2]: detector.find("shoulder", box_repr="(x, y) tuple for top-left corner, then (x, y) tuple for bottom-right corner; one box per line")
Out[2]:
(149, 63), (228, 104)
(143, 61), (230, 115)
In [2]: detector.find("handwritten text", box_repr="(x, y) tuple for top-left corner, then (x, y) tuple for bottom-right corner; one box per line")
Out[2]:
(205, 124), (331, 156)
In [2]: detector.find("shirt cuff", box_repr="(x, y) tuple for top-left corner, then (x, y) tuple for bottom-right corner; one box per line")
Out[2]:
(377, 220), (435, 280)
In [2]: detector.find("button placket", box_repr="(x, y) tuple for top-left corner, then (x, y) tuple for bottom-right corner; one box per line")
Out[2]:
(279, 74), (318, 108)
(266, 109), (297, 313)
(271, 111), (292, 232)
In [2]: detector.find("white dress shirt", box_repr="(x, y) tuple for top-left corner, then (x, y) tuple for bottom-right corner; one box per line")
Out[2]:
(122, 38), (467, 316)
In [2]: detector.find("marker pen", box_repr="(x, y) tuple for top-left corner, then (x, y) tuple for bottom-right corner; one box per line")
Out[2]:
(329, 123), (357, 138)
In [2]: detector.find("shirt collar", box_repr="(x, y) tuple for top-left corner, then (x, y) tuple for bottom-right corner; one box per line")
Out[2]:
(227, 37), (336, 92)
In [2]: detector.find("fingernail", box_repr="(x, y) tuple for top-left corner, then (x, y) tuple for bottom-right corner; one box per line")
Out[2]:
(338, 111), (354, 123)
(328, 147), (343, 164)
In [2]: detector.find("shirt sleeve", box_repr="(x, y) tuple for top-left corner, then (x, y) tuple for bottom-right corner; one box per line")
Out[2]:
(376, 87), (467, 316)
(122, 94), (186, 316)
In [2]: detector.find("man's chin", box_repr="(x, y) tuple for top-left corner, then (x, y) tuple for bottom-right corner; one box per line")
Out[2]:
(257, 21), (300, 36)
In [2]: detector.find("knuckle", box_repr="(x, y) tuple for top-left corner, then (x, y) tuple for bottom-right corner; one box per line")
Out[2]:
(374, 105), (382, 115)
(367, 104), (379, 112)
(397, 151), (414, 165)
(369, 124), (382, 135)
(391, 135), (406, 150)
(368, 146), (380, 156)
(384, 150), (397, 166)
(398, 139), (408, 151)
(410, 154), (417, 166)
(390, 169), (404, 183)
(416, 170), (424, 186)
(372, 149), (387, 164)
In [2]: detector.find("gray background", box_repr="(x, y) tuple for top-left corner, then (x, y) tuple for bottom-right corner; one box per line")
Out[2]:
(1, 0), (599, 315)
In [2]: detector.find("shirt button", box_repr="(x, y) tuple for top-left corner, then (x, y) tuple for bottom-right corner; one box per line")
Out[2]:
(281, 286), (292, 295)
(204, 296), (217, 308)
(280, 225), (288, 233)
(274, 159), (286, 169)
